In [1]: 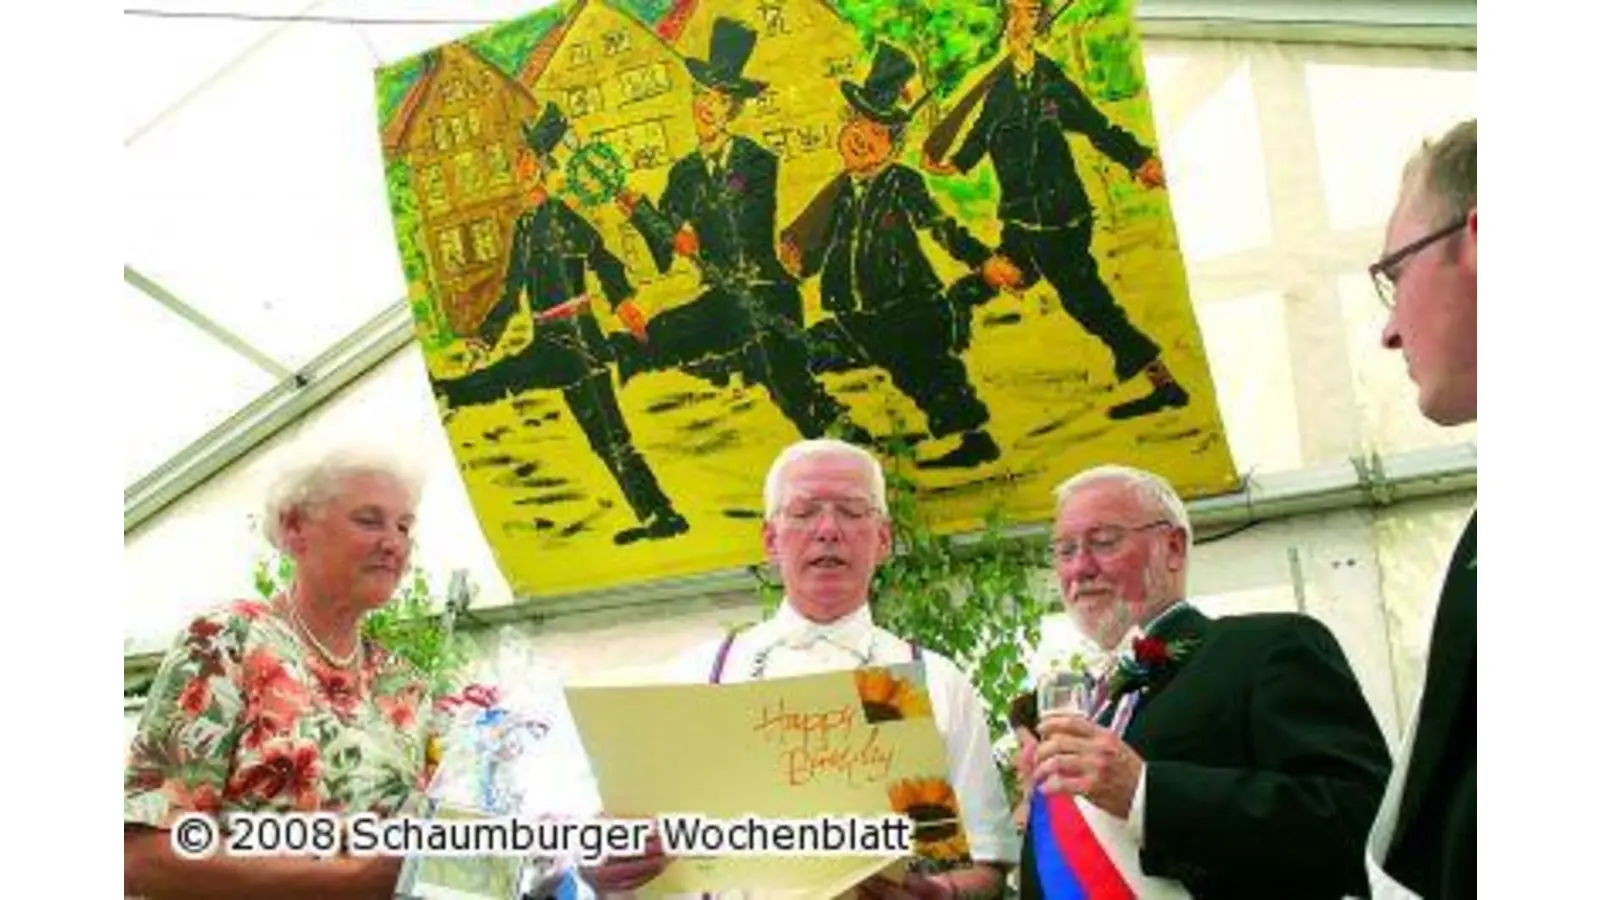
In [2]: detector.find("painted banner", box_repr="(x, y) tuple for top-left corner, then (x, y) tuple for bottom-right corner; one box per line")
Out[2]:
(564, 662), (968, 895)
(375, 0), (1239, 597)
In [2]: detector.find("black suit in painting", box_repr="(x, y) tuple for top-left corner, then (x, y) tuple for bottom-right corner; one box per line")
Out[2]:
(435, 199), (680, 533)
(793, 163), (993, 441)
(621, 136), (850, 439)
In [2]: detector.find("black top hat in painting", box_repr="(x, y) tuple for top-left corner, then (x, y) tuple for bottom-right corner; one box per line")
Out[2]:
(521, 102), (569, 158)
(685, 17), (767, 99)
(842, 42), (918, 125)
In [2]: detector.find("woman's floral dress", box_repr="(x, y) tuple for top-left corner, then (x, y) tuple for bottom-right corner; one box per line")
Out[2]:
(125, 599), (433, 828)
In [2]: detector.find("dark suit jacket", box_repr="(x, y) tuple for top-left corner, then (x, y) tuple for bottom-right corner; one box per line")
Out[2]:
(952, 55), (1151, 227)
(476, 199), (632, 387)
(797, 164), (990, 317)
(1382, 513), (1476, 898)
(630, 135), (791, 287)
(1021, 606), (1392, 899)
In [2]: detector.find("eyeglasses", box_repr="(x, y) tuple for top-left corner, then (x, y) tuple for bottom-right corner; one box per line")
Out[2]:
(1369, 215), (1469, 309)
(778, 497), (879, 525)
(1051, 520), (1171, 563)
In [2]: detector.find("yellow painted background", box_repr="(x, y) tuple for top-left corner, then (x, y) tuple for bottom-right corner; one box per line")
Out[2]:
(378, 0), (1238, 598)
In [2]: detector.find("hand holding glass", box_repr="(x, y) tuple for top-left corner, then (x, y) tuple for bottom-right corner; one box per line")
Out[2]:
(1038, 669), (1097, 720)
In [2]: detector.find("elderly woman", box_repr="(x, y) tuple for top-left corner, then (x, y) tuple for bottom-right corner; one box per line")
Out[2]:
(124, 450), (434, 898)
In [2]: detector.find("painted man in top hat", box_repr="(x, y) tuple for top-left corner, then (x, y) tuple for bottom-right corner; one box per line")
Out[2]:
(437, 102), (689, 546)
(925, 0), (1187, 422)
(614, 17), (866, 444)
(779, 43), (1019, 470)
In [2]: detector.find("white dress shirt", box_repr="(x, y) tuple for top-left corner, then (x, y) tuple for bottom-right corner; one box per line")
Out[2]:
(1360, 694), (1423, 900)
(668, 599), (1021, 867)
(1357, 577), (1456, 900)
(1106, 600), (1193, 848)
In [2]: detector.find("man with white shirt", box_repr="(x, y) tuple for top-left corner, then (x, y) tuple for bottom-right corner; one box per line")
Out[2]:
(1364, 119), (1476, 900)
(583, 438), (1019, 898)
(1020, 465), (1391, 899)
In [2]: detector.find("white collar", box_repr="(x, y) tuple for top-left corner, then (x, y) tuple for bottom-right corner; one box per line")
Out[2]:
(1104, 600), (1191, 662)
(765, 597), (877, 659)
(1140, 599), (1191, 639)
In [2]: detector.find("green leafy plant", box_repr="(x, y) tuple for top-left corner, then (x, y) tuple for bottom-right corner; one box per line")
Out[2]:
(252, 554), (472, 697)
(869, 432), (1051, 738)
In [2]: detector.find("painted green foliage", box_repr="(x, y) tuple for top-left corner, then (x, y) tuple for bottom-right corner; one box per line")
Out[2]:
(383, 159), (456, 348)
(375, 54), (427, 126)
(929, 167), (1001, 227)
(463, 3), (570, 77)
(375, 3), (570, 130)
(832, 0), (1005, 218)
(1059, 0), (1144, 101)
(835, 0), (1004, 100)
(611, 0), (678, 26)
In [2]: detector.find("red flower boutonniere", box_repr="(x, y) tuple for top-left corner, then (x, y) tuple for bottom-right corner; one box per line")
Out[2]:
(1132, 636), (1173, 667)
(1110, 635), (1198, 697)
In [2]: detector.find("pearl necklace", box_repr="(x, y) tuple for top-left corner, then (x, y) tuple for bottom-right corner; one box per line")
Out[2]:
(280, 596), (362, 669)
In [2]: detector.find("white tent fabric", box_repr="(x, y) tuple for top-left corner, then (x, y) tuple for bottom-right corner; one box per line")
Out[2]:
(124, 1), (543, 486)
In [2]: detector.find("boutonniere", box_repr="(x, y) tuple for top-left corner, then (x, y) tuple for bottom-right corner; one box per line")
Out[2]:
(879, 212), (899, 228)
(1108, 635), (1198, 696)
(726, 172), (746, 194)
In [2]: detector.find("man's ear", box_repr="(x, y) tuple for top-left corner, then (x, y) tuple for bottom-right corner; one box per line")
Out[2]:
(1464, 205), (1478, 274)
(762, 520), (780, 567)
(1165, 526), (1189, 572)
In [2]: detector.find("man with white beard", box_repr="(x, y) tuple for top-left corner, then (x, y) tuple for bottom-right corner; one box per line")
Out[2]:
(1018, 465), (1391, 899)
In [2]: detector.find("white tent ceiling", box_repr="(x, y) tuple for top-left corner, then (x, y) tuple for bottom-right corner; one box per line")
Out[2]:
(121, 0), (1475, 527)
(123, 1), (537, 489)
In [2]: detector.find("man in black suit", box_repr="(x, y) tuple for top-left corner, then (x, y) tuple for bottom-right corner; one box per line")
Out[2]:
(780, 43), (1025, 470)
(925, 0), (1187, 422)
(1020, 465), (1391, 898)
(1364, 119), (1476, 900)
(435, 103), (688, 547)
(615, 17), (862, 443)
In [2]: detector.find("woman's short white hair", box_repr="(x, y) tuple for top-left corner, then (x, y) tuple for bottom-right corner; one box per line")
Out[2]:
(1051, 464), (1191, 543)
(762, 439), (887, 520)
(263, 447), (425, 551)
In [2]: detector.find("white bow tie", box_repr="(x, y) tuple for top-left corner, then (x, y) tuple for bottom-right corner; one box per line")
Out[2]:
(765, 614), (875, 667)
(780, 622), (867, 653)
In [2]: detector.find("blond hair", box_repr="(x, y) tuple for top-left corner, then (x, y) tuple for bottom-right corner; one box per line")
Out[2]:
(1403, 119), (1476, 229)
